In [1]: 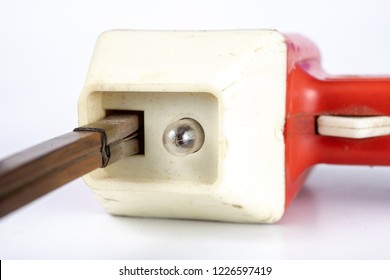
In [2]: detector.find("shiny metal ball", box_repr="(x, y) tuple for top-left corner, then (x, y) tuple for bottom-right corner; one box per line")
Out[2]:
(162, 118), (205, 156)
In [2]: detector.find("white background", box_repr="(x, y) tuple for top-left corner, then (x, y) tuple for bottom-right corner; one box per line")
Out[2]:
(0, 0), (390, 259)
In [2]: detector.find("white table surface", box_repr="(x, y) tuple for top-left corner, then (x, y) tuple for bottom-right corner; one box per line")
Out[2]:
(1, 165), (390, 259)
(1, 0), (390, 259)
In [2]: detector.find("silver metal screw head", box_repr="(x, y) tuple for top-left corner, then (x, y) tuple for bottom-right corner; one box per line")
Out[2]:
(162, 118), (205, 156)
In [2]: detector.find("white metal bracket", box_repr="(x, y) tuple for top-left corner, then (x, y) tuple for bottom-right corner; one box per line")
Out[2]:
(317, 116), (390, 139)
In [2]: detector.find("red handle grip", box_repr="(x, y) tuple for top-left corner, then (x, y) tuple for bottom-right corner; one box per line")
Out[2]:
(284, 34), (390, 207)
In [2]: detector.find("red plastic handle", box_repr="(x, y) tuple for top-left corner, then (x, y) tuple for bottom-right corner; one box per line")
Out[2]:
(284, 34), (390, 207)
